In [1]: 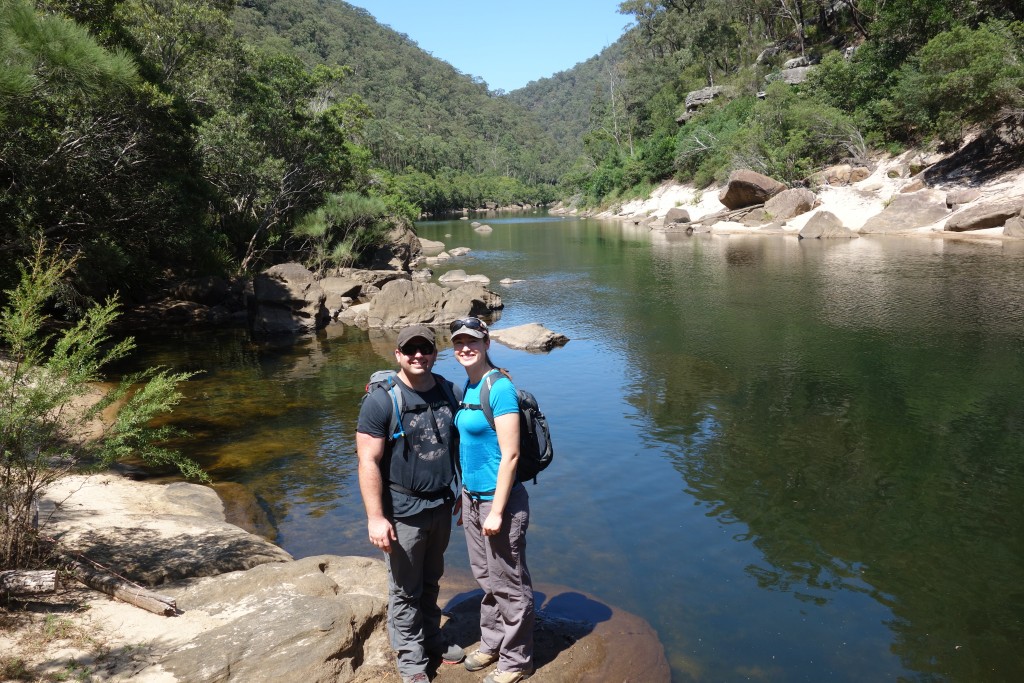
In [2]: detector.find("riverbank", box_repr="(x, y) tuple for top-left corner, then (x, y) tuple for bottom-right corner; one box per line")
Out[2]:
(1, 474), (669, 682)
(553, 148), (1024, 241)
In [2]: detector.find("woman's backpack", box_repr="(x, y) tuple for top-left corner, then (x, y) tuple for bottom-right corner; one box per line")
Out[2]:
(468, 371), (554, 484)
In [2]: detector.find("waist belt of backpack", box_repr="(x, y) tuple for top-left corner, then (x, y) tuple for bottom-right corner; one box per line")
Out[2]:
(389, 482), (453, 502)
(465, 488), (496, 501)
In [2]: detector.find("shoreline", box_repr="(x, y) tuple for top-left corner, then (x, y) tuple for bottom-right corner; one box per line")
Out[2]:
(550, 150), (1024, 242)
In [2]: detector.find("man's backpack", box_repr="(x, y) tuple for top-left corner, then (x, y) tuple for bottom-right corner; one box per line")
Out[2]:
(469, 370), (553, 484)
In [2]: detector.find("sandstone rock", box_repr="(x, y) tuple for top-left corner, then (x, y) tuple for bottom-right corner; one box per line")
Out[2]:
(860, 192), (948, 233)
(764, 187), (818, 220)
(799, 211), (858, 239)
(684, 85), (735, 111)
(333, 269), (410, 290)
(418, 238), (446, 256)
(1004, 216), (1024, 238)
(664, 207), (691, 224)
(900, 178), (926, 193)
(850, 167), (871, 182)
(944, 200), (1023, 232)
(320, 277), (364, 316)
(411, 268), (433, 282)
(448, 247), (472, 257)
(783, 55), (811, 69)
(779, 65), (814, 84)
(718, 170), (788, 209)
(489, 323), (569, 351)
(359, 279), (502, 328)
(816, 164), (851, 185)
(172, 276), (233, 306)
(474, 224), (493, 233)
(365, 222), (419, 270)
(249, 263), (330, 335)
(945, 188), (982, 208)
(741, 207), (769, 227)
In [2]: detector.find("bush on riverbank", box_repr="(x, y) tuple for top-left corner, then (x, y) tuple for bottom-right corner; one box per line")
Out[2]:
(0, 242), (204, 569)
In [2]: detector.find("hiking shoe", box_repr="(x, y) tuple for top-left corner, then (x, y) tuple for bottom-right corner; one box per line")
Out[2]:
(463, 649), (499, 672)
(435, 640), (465, 664)
(483, 667), (533, 683)
(401, 673), (429, 683)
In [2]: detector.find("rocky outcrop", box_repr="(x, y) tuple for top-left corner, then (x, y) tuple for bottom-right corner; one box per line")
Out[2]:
(859, 191), (949, 233)
(944, 200), (1023, 232)
(248, 263), (330, 335)
(945, 188), (982, 208)
(663, 207), (691, 225)
(677, 86), (736, 123)
(799, 211), (858, 239)
(718, 170), (788, 209)
(1005, 214), (1024, 238)
(339, 279), (502, 329)
(365, 222), (420, 271)
(489, 323), (570, 352)
(764, 187), (819, 220)
(438, 270), (491, 285)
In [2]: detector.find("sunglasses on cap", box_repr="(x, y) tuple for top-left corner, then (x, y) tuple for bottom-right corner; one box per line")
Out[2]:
(399, 342), (436, 356)
(449, 317), (488, 334)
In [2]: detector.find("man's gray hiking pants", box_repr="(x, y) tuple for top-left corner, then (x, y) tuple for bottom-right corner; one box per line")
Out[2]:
(386, 503), (452, 677)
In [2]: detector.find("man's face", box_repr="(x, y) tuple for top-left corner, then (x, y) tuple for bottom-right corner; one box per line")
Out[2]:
(395, 336), (437, 376)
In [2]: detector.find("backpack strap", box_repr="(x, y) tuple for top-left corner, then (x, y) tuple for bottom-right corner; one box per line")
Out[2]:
(461, 369), (503, 430)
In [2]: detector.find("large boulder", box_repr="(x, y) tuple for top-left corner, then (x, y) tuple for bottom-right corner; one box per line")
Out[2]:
(945, 188), (982, 208)
(158, 555), (390, 683)
(365, 222), (419, 270)
(418, 238), (446, 256)
(1004, 215), (1024, 238)
(799, 211), (858, 239)
(358, 279), (502, 328)
(859, 192), (949, 233)
(320, 277), (364, 317)
(489, 323), (570, 352)
(944, 200), (1023, 232)
(249, 263), (330, 335)
(764, 187), (818, 220)
(40, 475), (292, 587)
(718, 170), (788, 209)
(663, 207), (691, 225)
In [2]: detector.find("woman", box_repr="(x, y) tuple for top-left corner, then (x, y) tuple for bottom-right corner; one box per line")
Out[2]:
(450, 317), (534, 683)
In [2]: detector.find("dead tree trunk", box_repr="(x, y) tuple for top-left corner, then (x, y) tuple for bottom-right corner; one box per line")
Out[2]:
(0, 570), (57, 595)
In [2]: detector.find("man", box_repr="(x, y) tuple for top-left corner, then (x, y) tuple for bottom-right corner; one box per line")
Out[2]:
(356, 324), (465, 683)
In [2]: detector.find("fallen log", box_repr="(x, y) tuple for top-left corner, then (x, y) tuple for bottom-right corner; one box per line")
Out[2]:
(65, 560), (177, 616)
(0, 569), (57, 595)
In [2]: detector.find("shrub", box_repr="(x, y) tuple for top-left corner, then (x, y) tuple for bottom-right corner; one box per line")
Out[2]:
(0, 241), (202, 569)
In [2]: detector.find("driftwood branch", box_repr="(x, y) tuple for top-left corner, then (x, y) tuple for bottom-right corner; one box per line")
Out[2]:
(0, 570), (57, 595)
(65, 559), (178, 616)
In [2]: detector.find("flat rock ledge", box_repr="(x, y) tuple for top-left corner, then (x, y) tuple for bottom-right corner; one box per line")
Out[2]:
(489, 323), (570, 352)
(33, 474), (668, 682)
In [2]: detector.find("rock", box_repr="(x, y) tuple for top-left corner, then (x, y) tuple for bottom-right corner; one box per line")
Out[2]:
(860, 192), (949, 233)
(900, 178), (926, 193)
(945, 188), (982, 208)
(172, 276), (234, 307)
(41, 476), (292, 587)
(470, 221), (481, 227)
(438, 269), (467, 283)
(333, 268), (410, 290)
(783, 55), (811, 69)
(815, 164), (851, 185)
(448, 247), (472, 257)
(718, 170), (788, 209)
(158, 555), (389, 683)
(249, 263), (330, 335)
(664, 207), (690, 224)
(683, 85), (735, 112)
(944, 200), (1023, 232)
(411, 268), (433, 282)
(320, 277), (364, 317)
(756, 45), (781, 64)
(365, 221), (419, 271)
(764, 187), (818, 220)
(418, 238), (446, 256)
(499, 278), (524, 285)
(357, 279), (502, 328)
(741, 208), (769, 227)
(465, 274), (490, 285)
(1004, 216), (1024, 238)
(799, 211), (858, 239)
(850, 167), (871, 183)
(779, 65), (814, 84)
(489, 323), (569, 352)
(337, 302), (372, 327)
(473, 224), (493, 233)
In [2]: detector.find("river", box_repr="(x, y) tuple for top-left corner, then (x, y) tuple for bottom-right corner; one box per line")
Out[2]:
(119, 213), (1024, 682)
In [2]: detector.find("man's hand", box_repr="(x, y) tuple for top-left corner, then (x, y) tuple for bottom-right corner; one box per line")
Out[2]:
(368, 516), (397, 553)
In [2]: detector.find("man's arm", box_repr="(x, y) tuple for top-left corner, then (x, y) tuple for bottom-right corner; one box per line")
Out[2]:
(356, 431), (396, 553)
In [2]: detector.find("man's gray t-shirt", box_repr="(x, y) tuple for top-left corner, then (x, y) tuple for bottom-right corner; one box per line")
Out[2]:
(357, 377), (459, 518)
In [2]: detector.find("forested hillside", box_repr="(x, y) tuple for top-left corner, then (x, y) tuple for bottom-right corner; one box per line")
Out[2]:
(0, 0), (563, 305)
(548, 0), (1024, 207)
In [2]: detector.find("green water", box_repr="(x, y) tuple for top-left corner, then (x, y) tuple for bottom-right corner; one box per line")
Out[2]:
(120, 214), (1024, 682)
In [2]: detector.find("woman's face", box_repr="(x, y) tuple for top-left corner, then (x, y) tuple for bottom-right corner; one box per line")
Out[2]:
(452, 333), (487, 368)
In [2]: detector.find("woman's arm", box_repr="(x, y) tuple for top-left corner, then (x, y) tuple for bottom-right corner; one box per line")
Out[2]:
(482, 411), (520, 536)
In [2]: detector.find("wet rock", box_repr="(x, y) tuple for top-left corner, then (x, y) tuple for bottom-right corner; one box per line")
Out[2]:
(489, 323), (569, 352)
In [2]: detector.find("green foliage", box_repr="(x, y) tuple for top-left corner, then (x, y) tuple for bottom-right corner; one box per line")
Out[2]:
(1, 242), (203, 569)
(674, 96), (757, 187)
(293, 192), (390, 273)
(891, 22), (1024, 143)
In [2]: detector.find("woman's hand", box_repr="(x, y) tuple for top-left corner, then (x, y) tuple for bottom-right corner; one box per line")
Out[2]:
(483, 510), (503, 535)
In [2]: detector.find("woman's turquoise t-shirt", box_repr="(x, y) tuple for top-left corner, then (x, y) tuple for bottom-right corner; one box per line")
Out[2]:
(455, 372), (518, 497)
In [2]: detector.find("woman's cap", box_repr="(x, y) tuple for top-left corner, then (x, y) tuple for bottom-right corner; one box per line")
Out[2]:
(449, 317), (488, 339)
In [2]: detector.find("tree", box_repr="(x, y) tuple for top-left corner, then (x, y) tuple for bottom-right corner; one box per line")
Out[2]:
(292, 192), (390, 274)
(1, 241), (203, 569)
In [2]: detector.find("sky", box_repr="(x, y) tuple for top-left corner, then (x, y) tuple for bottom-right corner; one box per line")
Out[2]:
(348, 1), (634, 93)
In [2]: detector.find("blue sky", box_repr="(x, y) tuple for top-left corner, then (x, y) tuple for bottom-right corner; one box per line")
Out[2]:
(348, 1), (634, 92)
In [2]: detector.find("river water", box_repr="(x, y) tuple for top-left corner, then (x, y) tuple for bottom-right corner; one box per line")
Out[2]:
(120, 213), (1024, 682)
